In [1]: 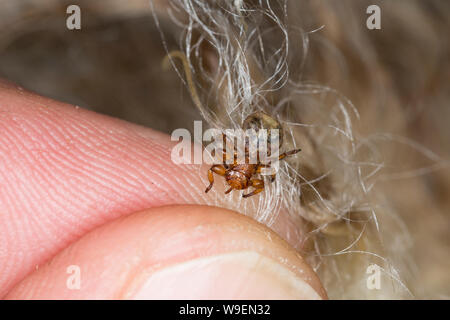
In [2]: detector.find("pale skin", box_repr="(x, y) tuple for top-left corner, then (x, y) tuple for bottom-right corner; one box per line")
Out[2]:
(0, 80), (326, 299)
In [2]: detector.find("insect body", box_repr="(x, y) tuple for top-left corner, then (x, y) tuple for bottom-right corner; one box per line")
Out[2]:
(205, 144), (301, 198)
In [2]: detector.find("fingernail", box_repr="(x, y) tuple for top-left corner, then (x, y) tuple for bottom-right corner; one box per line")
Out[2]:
(127, 251), (323, 299)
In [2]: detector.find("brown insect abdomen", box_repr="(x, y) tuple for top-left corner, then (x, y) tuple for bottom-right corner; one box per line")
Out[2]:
(225, 164), (257, 190)
(225, 171), (247, 189)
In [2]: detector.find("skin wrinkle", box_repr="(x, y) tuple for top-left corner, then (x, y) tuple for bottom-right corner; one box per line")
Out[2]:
(2, 140), (60, 250)
(6, 120), (107, 233)
(67, 119), (194, 204)
(25, 157), (81, 237)
(41, 127), (141, 195)
(61, 121), (176, 207)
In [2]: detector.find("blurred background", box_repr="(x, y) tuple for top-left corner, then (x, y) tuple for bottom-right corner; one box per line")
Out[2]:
(0, 0), (448, 298)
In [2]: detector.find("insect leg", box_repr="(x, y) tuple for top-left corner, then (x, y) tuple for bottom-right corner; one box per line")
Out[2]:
(242, 179), (264, 198)
(205, 165), (227, 193)
(270, 173), (276, 183)
(278, 148), (301, 161)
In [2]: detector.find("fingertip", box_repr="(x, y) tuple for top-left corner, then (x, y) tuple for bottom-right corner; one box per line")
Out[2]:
(6, 205), (326, 300)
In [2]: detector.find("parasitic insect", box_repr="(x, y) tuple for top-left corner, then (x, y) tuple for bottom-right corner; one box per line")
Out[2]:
(205, 112), (301, 198)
